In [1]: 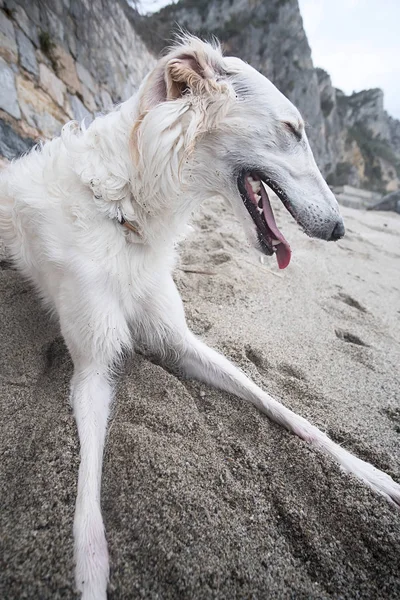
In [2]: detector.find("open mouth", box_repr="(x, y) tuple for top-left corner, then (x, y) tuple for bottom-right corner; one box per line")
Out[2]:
(237, 171), (292, 269)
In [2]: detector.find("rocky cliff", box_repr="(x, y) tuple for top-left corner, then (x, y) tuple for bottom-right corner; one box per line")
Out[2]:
(0, 0), (399, 193)
(137, 0), (400, 193)
(0, 0), (154, 165)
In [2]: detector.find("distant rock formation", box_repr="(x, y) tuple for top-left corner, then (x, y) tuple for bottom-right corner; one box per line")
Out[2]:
(368, 190), (400, 213)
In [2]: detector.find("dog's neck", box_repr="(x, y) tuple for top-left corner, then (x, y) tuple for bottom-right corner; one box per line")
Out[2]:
(65, 95), (200, 250)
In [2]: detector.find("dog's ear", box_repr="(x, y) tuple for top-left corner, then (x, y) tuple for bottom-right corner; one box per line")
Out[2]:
(140, 38), (225, 111)
(165, 52), (219, 100)
(131, 38), (232, 193)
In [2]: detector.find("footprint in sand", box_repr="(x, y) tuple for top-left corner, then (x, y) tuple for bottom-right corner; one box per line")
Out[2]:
(277, 363), (306, 380)
(336, 292), (367, 313)
(277, 363), (326, 407)
(246, 346), (326, 406)
(245, 346), (308, 381)
(244, 345), (271, 372)
(335, 329), (369, 347)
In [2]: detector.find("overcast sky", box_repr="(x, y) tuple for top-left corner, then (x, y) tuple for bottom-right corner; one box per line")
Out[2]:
(298, 0), (400, 119)
(138, 0), (400, 119)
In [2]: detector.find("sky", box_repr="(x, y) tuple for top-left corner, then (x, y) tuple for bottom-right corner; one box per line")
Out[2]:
(298, 0), (400, 119)
(137, 0), (400, 119)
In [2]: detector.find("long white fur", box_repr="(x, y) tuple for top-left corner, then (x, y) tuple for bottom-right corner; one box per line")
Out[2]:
(0, 35), (399, 600)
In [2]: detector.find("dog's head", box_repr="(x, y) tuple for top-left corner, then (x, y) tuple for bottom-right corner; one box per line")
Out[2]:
(132, 35), (344, 268)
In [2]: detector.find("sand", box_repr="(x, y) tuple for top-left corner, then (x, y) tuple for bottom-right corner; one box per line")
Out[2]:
(1, 197), (399, 599)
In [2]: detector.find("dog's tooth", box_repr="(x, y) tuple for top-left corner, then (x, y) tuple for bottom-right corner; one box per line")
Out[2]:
(250, 181), (261, 193)
(254, 193), (261, 201)
(272, 240), (281, 246)
(247, 175), (255, 183)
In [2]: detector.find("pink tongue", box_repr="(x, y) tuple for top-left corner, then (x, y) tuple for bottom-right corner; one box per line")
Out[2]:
(260, 184), (292, 269)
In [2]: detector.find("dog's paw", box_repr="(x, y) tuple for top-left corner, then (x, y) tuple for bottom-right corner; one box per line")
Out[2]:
(74, 506), (109, 600)
(320, 437), (400, 508)
(346, 455), (400, 508)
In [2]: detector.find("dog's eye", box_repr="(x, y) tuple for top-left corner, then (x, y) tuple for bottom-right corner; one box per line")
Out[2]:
(283, 121), (302, 141)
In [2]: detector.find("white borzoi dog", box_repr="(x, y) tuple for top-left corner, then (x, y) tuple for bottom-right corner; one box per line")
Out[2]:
(0, 35), (399, 599)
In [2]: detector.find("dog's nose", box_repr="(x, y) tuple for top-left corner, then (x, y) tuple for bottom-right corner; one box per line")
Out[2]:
(329, 219), (345, 241)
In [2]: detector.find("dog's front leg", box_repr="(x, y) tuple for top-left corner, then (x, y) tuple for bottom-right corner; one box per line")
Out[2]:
(70, 366), (113, 600)
(60, 286), (131, 600)
(180, 331), (400, 505)
(148, 276), (400, 507)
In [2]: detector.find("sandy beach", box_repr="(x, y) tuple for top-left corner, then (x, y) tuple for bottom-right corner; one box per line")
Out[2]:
(1, 196), (399, 599)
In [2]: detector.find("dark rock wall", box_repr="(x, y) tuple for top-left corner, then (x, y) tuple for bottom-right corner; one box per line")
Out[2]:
(0, 0), (154, 164)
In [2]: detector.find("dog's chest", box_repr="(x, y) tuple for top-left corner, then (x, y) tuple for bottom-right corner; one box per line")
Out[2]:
(110, 243), (174, 319)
